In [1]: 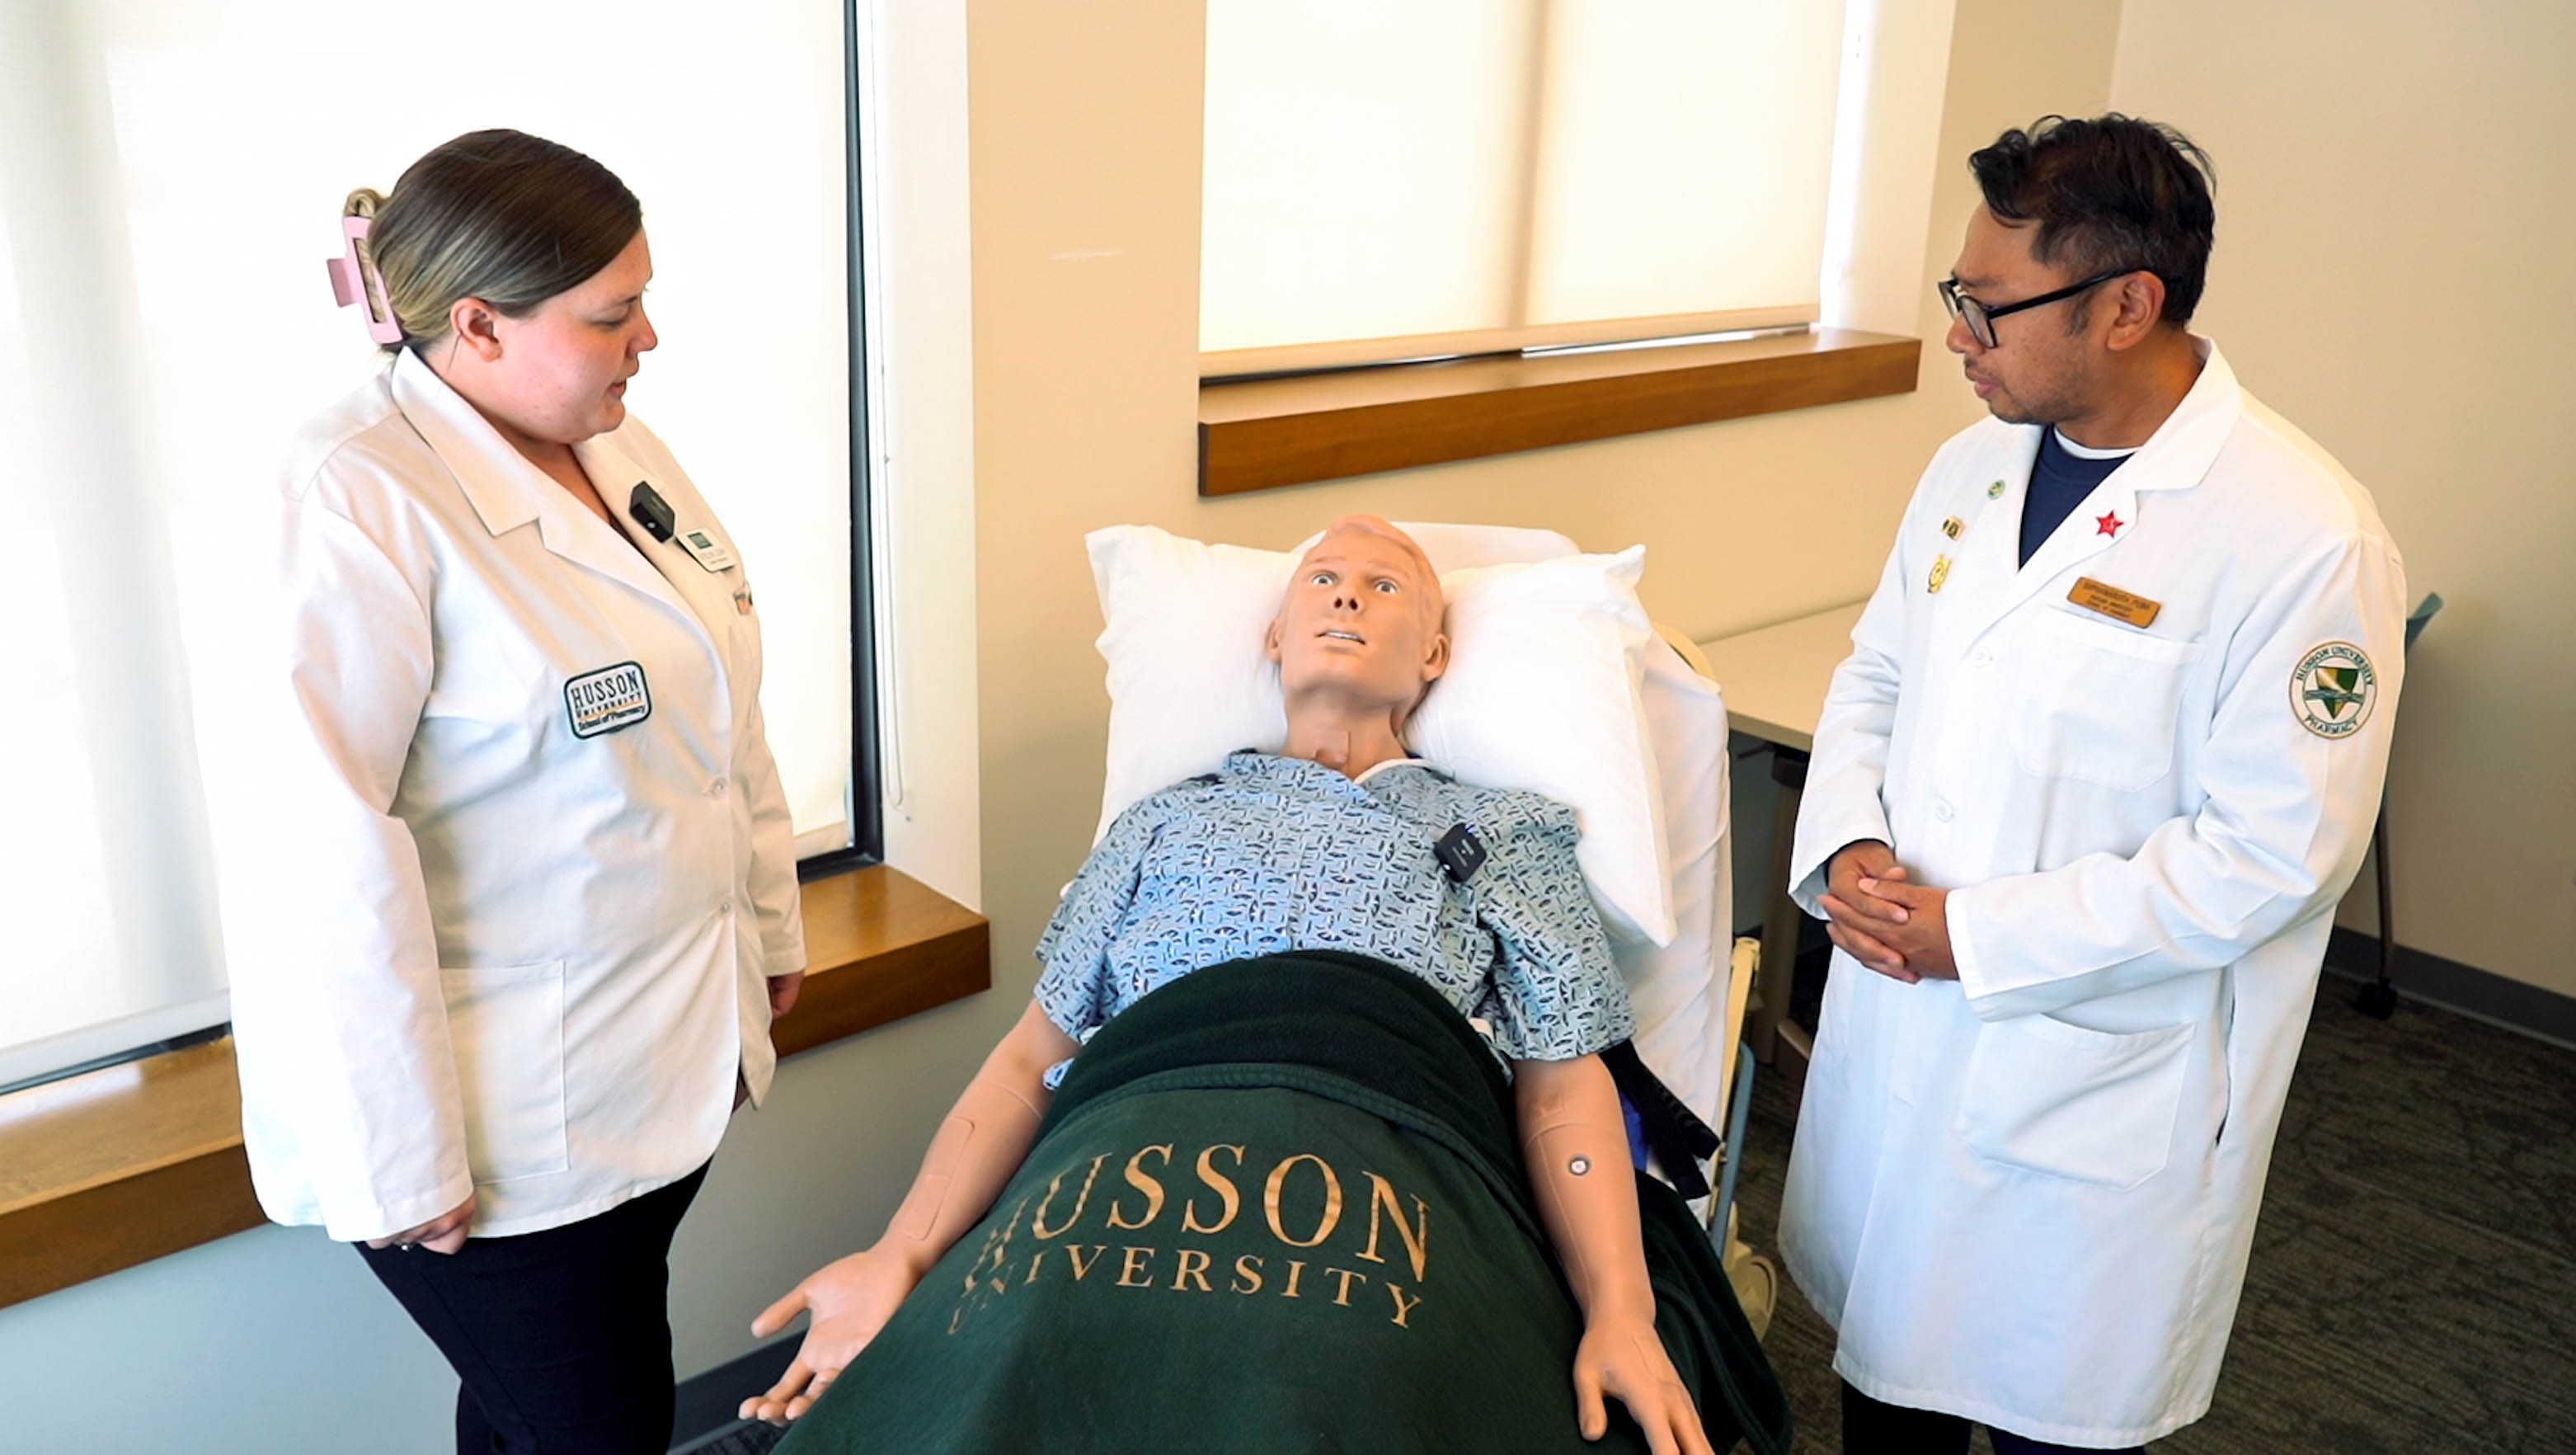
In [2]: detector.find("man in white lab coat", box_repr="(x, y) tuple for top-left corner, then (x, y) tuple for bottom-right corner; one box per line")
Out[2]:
(1781, 115), (2407, 1452)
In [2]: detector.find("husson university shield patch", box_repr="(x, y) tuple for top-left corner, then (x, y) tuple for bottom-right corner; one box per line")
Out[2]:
(2291, 642), (2376, 739)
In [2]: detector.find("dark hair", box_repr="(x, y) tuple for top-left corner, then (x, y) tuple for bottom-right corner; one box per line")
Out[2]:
(1968, 114), (2216, 326)
(344, 129), (642, 355)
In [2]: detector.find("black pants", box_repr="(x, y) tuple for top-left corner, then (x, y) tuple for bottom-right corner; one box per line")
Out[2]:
(356, 1164), (709, 1455)
(1843, 1381), (2149, 1455)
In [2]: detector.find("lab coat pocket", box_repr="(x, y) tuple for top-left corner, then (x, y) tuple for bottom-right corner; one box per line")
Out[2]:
(1956, 1012), (2193, 1189)
(2010, 611), (2202, 791)
(438, 961), (571, 1184)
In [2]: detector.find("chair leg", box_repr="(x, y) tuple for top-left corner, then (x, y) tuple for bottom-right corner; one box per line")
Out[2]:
(1713, 1042), (1756, 1238)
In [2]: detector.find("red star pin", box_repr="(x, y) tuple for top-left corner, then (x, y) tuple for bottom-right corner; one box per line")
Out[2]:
(2096, 510), (2125, 538)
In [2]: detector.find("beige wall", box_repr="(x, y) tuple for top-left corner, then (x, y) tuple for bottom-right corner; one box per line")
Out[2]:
(2112, 0), (2576, 993)
(966, 0), (2128, 993)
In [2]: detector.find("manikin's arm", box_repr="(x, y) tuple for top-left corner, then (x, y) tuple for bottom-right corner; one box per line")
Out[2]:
(741, 999), (1078, 1423)
(1514, 1054), (1714, 1455)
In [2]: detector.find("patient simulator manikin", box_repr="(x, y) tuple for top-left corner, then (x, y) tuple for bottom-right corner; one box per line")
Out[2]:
(745, 517), (1714, 1455)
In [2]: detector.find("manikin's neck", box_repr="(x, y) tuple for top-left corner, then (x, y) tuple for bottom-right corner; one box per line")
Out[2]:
(2051, 329), (2204, 452)
(1281, 693), (1410, 779)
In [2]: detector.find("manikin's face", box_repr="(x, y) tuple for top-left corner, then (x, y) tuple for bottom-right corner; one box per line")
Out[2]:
(468, 228), (657, 445)
(1946, 206), (2099, 427)
(1266, 519), (1449, 718)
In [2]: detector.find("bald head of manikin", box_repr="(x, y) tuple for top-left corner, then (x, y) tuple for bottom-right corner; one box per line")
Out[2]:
(1265, 516), (1450, 772)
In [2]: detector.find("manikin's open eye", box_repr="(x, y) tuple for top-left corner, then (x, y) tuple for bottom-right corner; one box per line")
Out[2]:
(1309, 571), (1336, 587)
(1372, 577), (1400, 595)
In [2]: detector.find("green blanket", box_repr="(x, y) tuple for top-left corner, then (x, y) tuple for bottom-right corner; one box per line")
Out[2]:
(777, 951), (1791, 1454)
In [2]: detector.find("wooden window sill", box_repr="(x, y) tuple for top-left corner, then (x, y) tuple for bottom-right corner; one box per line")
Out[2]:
(1198, 327), (1920, 496)
(0, 864), (987, 1311)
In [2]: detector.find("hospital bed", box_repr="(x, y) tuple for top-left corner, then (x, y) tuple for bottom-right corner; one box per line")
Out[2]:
(1076, 517), (1763, 1231)
(1066, 510), (1772, 1329)
(675, 522), (1782, 1452)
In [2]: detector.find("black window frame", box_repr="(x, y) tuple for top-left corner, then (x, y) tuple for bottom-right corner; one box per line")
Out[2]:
(797, 0), (886, 883)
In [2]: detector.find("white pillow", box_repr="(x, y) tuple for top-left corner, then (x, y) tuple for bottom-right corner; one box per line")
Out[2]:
(1085, 527), (1291, 830)
(1409, 549), (1672, 946)
(1082, 524), (1676, 947)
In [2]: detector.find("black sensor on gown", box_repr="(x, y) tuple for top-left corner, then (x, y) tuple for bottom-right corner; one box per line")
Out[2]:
(1435, 823), (1488, 883)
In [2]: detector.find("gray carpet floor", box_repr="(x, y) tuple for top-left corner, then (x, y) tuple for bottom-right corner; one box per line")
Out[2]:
(1733, 981), (2576, 1453)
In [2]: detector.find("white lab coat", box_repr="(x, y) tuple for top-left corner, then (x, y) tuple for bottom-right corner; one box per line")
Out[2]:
(216, 349), (806, 1243)
(1781, 341), (2405, 1447)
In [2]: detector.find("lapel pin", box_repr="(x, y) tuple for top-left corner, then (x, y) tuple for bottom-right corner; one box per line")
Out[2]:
(1927, 554), (1952, 593)
(1987, 479), (2005, 499)
(1941, 516), (1964, 539)
(2095, 510), (2126, 538)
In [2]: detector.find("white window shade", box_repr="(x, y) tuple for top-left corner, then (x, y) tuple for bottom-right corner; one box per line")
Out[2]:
(1200, 0), (1539, 357)
(0, 0), (857, 1088)
(1523, 1), (1847, 326)
(1201, 0), (1850, 376)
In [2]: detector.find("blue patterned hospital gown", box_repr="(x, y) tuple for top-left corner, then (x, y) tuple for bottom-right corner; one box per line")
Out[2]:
(1034, 751), (1634, 1086)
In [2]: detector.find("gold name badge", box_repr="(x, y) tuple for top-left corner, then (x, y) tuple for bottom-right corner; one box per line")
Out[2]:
(2068, 576), (2162, 628)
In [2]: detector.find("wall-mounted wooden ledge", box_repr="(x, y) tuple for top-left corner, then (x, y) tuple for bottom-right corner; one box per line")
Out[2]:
(0, 865), (988, 1311)
(1199, 327), (1921, 497)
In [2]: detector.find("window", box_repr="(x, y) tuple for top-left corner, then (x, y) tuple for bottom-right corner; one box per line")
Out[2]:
(0, 0), (876, 1090)
(1200, 0), (1851, 377)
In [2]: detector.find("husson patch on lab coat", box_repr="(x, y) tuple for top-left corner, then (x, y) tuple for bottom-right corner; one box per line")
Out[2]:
(2290, 641), (2376, 738)
(564, 661), (652, 738)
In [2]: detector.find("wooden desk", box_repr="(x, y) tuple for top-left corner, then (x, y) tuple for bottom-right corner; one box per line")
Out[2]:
(1699, 601), (1865, 1071)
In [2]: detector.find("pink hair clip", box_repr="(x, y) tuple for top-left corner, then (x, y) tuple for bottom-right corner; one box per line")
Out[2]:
(325, 214), (404, 344)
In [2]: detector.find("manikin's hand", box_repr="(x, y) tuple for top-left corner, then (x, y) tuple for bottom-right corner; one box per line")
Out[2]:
(738, 1243), (927, 1424)
(740, 1001), (1065, 1424)
(365, 1192), (476, 1255)
(1818, 839), (1920, 983)
(1514, 1054), (1712, 1455)
(1574, 1307), (1714, 1455)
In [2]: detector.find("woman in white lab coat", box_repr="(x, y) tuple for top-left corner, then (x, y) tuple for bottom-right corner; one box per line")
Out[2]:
(218, 129), (806, 1455)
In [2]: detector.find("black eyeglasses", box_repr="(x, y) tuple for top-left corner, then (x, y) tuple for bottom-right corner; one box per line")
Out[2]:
(1939, 267), (2139, 349)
